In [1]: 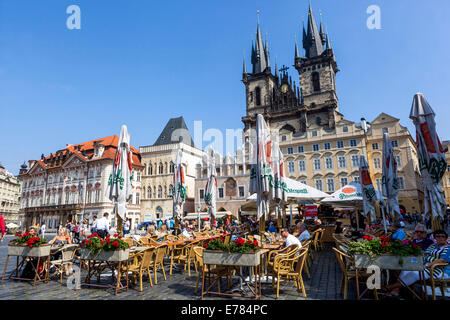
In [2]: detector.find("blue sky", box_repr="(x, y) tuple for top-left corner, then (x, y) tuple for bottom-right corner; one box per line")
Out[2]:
(1, 0), (450, 175)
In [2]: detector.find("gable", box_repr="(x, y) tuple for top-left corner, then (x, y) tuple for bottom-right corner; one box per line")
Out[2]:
(62, 153), (86, 169)
(371, 113), (399, 124)
(27, 161), (46, 175)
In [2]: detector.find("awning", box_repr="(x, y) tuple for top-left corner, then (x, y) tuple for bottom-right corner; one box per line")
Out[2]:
(183, 211), (234, 220)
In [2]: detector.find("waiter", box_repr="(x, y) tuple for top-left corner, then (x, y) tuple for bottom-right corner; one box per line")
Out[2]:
(95, 212), (110, 238)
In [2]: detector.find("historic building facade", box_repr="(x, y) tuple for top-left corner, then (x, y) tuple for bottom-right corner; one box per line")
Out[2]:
(240, 6), (424, 213)
(441, 140), (450, 208)
(19, 135), (144, 231)
(140, 117), (204, 220)
(0, 163), (21, 225)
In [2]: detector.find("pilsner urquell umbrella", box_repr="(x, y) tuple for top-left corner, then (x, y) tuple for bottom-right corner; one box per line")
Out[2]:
(173, 148), (186, 225)
(249, 114), (274, 231)
(359, 155), (377, 224)
(109, 125), (133, 235)
(204, 150), (217, 225)
(271, 139), (287, 228)
(409, 93), (447, 230)
(382, 132), (401, 221)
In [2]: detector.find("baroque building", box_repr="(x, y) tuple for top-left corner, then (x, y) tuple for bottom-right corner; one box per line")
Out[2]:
(19, 135), (144, 232)
(140, 117), (204, 220)
(0, 163), (21, 225)
(240, 6), (424, 213)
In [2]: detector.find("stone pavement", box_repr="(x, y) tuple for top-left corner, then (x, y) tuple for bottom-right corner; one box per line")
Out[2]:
(0, 236), (357, 300)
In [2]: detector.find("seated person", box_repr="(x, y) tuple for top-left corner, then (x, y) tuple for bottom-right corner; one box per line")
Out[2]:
(49, 227), (71, 246)
(411, 224), (434, 251)
(310, 219), (324, 232)
(181, 223), (193, 239)
(281, 228), (302, 249)
(268, 222), (277, 234)
(384, 229), (450, 297)
(334, 221), (344, 234)
(390, 222), (407, 241)
(145, 225), (157, 238)
(296, 223), (311, 242)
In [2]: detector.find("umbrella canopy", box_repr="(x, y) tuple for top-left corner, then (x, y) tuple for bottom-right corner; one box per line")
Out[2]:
(204, 150), (217, 221)
(108, 125), (133, 220)
(271, 139), (287, 222)
(321, 182), (385, 205)
(249, 114), (274, 221)
(6, 223), (19, 229)
(382, 132), (401, 218)
(172, 148), (186, 221)
(409, 93), (447, 227)
(359, 155), (377, 222)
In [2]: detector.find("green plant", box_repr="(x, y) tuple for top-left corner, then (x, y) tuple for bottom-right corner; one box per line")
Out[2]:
(205, 237), (259, 254)
(347, 235), (422, 259)
(10, 232), (48, 248)
(81, 233), (129, 254)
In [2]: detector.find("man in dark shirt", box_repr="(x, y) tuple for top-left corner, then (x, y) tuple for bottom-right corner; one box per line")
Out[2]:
(411, 224), (434, 251)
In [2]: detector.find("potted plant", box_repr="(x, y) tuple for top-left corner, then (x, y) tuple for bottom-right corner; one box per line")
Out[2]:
(79, 233), (130, 262)
(347, 235), (424, 271)
(8, 232), (50, 257)
(203, 237), (261, 267)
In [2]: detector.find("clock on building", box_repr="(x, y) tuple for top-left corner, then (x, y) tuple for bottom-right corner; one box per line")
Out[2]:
(281, 84), (289, 93)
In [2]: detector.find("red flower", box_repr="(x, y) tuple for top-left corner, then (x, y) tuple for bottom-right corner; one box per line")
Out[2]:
(204, 243), (209, 248)
(112, 241), (119, 247)
(247, 240), (252, 244)
(89, 241), (93, 244)
(100, 241), (105, 244)
(118, 236), (122, 239)
(253, 240), (259, 246)
(29, 245), (33, 248)
(113, 234), (118, 238)
(363, 235), (372, 241)
(235, 238), (245, 246)
(106, 238), (111, 243)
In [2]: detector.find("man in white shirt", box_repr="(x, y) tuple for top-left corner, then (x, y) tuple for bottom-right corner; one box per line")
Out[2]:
(281, 228), (302, 248)
(95, 212), (110, 238)
(40, 223), (46, 240)
(296, 223), (311, 242)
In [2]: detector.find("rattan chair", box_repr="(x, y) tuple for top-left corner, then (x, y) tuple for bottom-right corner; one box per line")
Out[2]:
(169, 242), (191, 275)
(193, 246), (231, 294)
(426, 263), (450, 300)
(128, 248), (155, 291)
(152, 245), (167, 284)
(49, 244), (78, 283)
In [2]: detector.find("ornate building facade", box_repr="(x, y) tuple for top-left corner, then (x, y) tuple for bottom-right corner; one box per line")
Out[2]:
(140, 117), (204, 220)
(0, 163), (21, 225)
(240, 6), (424, 213)
(19, 135), (144, 231)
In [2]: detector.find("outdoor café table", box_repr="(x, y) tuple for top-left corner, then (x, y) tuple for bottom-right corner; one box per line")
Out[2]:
(80, 249), (130, 295)
(354, 254), (426, 300)
(1, 244), (51, 286)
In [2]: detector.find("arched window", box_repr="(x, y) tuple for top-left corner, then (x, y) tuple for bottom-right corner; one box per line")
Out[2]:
(148, 164), (153, 175)
(164, 186), (167, 198)
(164, 162), (168, 174)
(312, 72), (320, 92)
(147, 187), (151, 199)
(158, 186), (162, 198)
(159, 163), (163, 174)
(255, 87), (261, 106)
(156, 206), (163, 219)
(169, 184), (173, 197)
(169, 162), (174, 174)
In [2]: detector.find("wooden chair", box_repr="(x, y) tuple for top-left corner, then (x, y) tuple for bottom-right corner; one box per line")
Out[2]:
(49, 244), (78, 283)
(300, 241), (312, 279)
(426, 263), (450, 300)
(152, 245), (167, 284)
(193, 247), (231, 294)
(186, 241), (201, 276)
(267, 245), (300, 280)
(273, 248), (309, 298)
(128, 248), (155, 291)
(169, 242), (191, 275)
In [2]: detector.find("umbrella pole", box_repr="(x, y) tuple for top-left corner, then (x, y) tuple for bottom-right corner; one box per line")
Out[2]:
(355, 210), (360, 231)
(115, 204), (123, 237)
(380, 205), (388, 235)
(259, 215), (265, 235)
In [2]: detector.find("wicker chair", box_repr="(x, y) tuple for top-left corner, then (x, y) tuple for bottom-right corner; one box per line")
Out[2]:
(49, 244), (78, 283)
(128, 248), (155, 291)
(152, 245), (167, 284)
(301, 240), (312, 279)
(272, 248), (309, 298)
(123, 238), (135, 247)
(193, 247), (231, 294)
(425, 263), (450, 300)
(267, 245), (300, 280)
(169, 242), (191, 275)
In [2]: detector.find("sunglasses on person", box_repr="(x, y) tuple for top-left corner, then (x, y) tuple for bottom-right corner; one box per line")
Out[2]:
(434, 235), (447, 238)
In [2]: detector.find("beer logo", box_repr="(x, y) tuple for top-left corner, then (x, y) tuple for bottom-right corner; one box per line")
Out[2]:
(342, 187), (356, 195)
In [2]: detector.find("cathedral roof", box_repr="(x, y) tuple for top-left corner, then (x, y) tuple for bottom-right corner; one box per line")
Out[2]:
(153, 116), (195, 148)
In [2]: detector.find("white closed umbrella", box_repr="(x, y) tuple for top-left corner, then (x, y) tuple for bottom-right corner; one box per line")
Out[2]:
(108, 125), (133, 235)
(204, 150), (217, 225)
(6, 223), (19, 229)
(409, 93), (447, 230)
(382, 132), (401, 220)
(172, 148), (186, 225)
(359, 155), (377, 223)
(271, 139), (287, 227)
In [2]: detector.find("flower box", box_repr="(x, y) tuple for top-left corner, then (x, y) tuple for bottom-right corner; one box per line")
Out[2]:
(79, 248), (129, 262)
(7, 244), (51, 257)
(203, 250), (261, 267)
(354, 254), (424, 271)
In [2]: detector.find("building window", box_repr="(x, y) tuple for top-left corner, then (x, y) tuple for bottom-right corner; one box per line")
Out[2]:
(288, 161), (295, 173)
(324, 142), (331, 150)
(148, 164), (153, 175)
(298, 160), (306, 172)
(87, 190), (92, 203)
(312, 131), (318, 137)
(238, 186), (245, 198)
(287, 147), (294, 155)
(297, 146), (304, 153)
(136, 172), (141, 182)
(337, 141), (345, 149)
(281, 135), (287, 142)
(255, 87), (261, 106)
(392, 140), (399, 148)
(340, 177), (348, 188)
(382, 127), (388, 134)
(351, 155), (360, 167)
(372, 143), (379, 150)
(354, 176), (360, 184)
(395, 155), (402, 167)
(158, 186), (162, 198)
(376, 179), (382, 191)
(338, 156), (347, 168)
(169, 162), (174, 173)
(314, 158), (321, 170)
(135, 193), (140, 205)
(374, 158), (381, 169)
(147, 187), (152, 199)
(169, 184), (173, 197)
(325, 157), (333, 169)
(199, 189), (205, 200)
(218, 187), (224, 199)
(312, 144), (320, 152)
(343, 126), (349, 133)
(327, 178), (335, 192)
(398, 177), (405, 190)
(312, 72), (320, 92)
(315, 179), (323, 191)
(95, 189), (100, 203)
(300, 180), (307, 185)
(349, 139), (358, 147)
(65, 192), (69, 204)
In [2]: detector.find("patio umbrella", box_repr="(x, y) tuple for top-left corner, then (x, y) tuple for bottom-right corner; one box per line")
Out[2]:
(108, 125), (133, 236)
(359, 155), (377, 224)
(409, 93), (447, 230)
(6, 223), (19, 229)
(172, 148), (186, 227)
(249, 114), (274, 233)
(204, 150), (217, 226)
(271, 139), (287, 228)
(382, 132), (401, 220)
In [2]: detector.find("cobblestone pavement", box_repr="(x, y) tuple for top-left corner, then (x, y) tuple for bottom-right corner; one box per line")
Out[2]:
(0, 236), (358, 300)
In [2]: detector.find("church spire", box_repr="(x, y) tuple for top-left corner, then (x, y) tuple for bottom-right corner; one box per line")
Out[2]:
(303, 4), (324, 58)
(252, 10), (268, 74)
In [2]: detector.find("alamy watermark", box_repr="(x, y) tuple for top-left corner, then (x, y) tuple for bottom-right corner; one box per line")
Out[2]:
(67, 5), (81, 30)
(367, 5), (381, 30)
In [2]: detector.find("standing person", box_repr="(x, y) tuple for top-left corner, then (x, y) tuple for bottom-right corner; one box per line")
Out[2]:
(95, 212), (110, 238)
(0, 215), (5, 241)
(90, 216), (97, 235)
(40, 223), (46, 240)
(123, 218), (130, 235)
(165, 219), (170, 231)
(81, 219), (89, 240)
